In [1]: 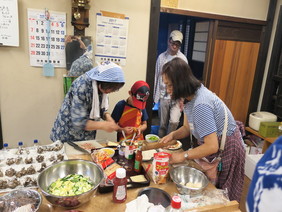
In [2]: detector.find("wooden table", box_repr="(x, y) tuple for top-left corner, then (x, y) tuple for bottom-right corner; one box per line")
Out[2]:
(37, 153), (240, 212)
(245, 127), (277, 153)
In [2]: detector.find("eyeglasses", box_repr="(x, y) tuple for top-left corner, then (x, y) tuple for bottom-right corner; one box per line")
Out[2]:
(169, 40), (181, 48)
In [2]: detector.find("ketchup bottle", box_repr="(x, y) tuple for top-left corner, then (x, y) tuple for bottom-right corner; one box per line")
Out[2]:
(113, 168), (127, 203)
(134, 144), (143, 173)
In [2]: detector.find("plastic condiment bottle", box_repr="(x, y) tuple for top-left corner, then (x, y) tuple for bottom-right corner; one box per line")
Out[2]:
(134, 143), (143, 173)
(113, 168), (127, 203)
(165, 195), (184, 212)
(18, 141), (24, 149)
(3, 143), (8, 151)
(33, 139), (39, 147)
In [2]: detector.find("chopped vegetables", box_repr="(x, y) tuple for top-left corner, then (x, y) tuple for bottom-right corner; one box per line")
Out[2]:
(47, 174), (94, 196)
(148, 135), (159, 141)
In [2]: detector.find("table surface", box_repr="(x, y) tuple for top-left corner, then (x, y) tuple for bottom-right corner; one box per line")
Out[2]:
(36, 148), (240, 212)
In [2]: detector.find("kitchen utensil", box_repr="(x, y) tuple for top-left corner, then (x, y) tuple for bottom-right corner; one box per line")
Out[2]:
(122, 130), (126, 140)
(137, 187), (171, 208)
(170, 165), (209, 196)
(0, 189), (41, 211)
(66, 141), (90, 154)
(130, 132), (136, 145)
(249, 111), (277, 131)
(43, 8), (54, 77)
(37, 159), (104, 209)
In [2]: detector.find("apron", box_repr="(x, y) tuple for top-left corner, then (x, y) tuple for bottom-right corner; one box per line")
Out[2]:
(117, 105), (144, 141)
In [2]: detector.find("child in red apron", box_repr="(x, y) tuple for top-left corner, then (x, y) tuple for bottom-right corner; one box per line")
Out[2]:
(111, 81), (150, 142)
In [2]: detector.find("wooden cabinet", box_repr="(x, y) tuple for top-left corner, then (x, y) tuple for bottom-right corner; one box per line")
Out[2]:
(208, 40), (260, 123)
(205, 21), (263, 124)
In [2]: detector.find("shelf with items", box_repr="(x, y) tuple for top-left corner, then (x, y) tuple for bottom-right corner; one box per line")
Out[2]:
(245, 127), (278, 153)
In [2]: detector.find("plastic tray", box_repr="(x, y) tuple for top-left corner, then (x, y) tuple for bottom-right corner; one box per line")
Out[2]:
(98, 150), (150, 193)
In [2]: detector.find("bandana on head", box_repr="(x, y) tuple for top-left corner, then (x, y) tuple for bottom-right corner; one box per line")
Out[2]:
(86, 61), (125, 83)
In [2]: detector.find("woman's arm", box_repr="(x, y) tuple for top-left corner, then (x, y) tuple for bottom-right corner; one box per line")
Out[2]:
(84, 119), (120, 132)
(169, 132), (219, 164)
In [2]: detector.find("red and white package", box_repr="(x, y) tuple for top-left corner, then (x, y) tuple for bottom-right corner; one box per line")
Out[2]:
(152, 152), (171, 184)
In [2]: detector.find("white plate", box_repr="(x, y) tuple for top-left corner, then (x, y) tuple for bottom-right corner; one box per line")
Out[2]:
(167, 140), (182, 150)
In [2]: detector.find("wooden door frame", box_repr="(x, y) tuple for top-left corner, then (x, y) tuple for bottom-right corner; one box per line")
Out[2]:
(145, 0), (276, 133)
(261, 5), (282, 117)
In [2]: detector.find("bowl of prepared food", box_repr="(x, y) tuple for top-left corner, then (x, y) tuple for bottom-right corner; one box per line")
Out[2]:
(145, 134), (160, 143)
(99, 148), (115, 157)
(170, 165), (209, 196)
(0, 188), (42, 212)
(37, 159), (104, 208)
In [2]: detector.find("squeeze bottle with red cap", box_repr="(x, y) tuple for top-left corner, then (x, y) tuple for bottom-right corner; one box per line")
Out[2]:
(165, 195), (184, 212)
(112, 167), (127, 203)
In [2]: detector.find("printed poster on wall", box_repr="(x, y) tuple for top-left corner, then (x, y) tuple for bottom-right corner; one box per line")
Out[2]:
(95, 13), (129, 66)
(27, 8), (66, 67)
(0, 0), (19, 47)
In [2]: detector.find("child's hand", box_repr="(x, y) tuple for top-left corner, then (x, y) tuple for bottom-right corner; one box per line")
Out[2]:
(123, 127), (134, 135)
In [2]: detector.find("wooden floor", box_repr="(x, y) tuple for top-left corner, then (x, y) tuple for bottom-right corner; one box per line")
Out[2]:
(239, 176), (251, 212)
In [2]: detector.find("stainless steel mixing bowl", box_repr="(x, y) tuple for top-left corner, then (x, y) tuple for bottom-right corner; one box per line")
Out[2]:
(170, 165), (209, 196)
(37, 159), (104, 208)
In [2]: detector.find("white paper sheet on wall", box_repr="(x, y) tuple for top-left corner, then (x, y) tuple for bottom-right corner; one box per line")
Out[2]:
(0, 0), (19, 47)
(27, 8), (66, 68)
(95, 13), (129, 66)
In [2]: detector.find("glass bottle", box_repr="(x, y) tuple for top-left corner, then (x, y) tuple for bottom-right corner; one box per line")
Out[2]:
(113, 168), (127, 203)
(134, 143), (143, 173)
(165, 195), (184, 212)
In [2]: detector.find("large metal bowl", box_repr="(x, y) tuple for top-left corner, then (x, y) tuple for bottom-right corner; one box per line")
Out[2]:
(37, 159), (104, 209)
(0, 189), (41, 212)
(170, 165), (209, 196)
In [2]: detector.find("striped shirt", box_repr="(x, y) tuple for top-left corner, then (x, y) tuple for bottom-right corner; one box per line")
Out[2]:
(153, 50), (188, 103)
(184, 84), (237, 141)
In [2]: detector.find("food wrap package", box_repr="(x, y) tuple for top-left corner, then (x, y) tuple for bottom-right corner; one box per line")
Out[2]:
(152, 152), (171, 184)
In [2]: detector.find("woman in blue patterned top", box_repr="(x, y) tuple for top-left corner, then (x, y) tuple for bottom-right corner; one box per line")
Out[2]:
(50, 62), (125, 143)
(159, 58), (245, 202)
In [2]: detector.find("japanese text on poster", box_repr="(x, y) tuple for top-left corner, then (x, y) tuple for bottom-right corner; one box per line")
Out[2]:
(27, 8), (66, 67)
(95, 13), (129, 66)
(0, 0), (19, 46)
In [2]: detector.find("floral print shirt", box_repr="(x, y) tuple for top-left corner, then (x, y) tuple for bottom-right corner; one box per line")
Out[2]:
(50, 74), (103, 142)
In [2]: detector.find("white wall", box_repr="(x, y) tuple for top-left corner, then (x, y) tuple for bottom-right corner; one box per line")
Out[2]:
(0, 0), (271, 148)
(178, 0), (269, 20)
(0, 0), (151, 147)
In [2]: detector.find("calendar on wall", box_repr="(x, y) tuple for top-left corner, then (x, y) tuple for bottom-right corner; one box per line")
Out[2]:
(27, 8), (66, 68)
(95, 13), (129, 66)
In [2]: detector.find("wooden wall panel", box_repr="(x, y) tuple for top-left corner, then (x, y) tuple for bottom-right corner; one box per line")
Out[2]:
(209, 40), (260, 123)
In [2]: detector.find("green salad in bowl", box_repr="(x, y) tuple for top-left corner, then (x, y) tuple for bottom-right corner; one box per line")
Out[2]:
(48, 174), (94, 196)
(145, 134), (160, 143)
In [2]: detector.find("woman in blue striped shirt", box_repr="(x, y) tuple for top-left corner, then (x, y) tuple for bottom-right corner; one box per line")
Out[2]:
(159, 58), (245, 202)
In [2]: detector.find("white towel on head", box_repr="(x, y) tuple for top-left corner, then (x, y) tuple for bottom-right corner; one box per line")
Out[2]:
(90, 80), (109, 120)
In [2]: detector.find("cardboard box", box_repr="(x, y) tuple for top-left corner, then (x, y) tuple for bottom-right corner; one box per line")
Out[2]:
(259, 122), (282, 137)
(161, 0), (178, 8)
